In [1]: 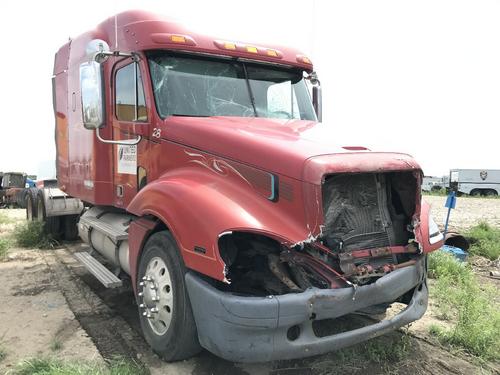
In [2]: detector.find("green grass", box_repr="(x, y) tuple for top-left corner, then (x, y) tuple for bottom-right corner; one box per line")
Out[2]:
(332, 329), (412, 364)
(0, 237), (10, 259)
(50, 339), (62, 352)
(428, 251), (500, 360)
(0, 346), (6, 362)
(464, 221), (500, 260)
(422, 188), (447, 196)
(0, 212), (13, 225)
(13, 221), (58, 249)
(14, 358), (147, 375)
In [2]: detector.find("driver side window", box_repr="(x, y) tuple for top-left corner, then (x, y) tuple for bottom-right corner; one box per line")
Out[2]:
(115, 63), (147, 122)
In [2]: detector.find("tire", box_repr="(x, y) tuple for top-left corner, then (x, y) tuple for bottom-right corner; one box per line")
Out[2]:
(137, 231), (201, 361)
(62, 214), (79, 241)
(26, 188), (39, 221)
(16, 190), (28, 209)
(485, 189), (498, 197)
(36, 190), (61, 239)
(470, 189), (481, 197)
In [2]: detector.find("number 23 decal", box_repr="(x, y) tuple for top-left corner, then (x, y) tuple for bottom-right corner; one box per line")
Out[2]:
(152, 128), (161, 138)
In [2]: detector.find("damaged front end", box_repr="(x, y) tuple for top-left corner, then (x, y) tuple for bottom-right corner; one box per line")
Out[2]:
(185, 169), (442, 362)
(218, 171), (425, 295)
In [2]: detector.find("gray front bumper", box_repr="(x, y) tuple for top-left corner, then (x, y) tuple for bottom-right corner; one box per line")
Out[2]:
(186, 257), (427, 363)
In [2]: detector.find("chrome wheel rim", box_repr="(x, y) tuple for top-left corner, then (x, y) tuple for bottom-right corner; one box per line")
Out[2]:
(138, 256), (173, 336)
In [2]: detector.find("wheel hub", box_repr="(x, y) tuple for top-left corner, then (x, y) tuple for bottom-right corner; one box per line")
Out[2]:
(138, 257), (173, 335)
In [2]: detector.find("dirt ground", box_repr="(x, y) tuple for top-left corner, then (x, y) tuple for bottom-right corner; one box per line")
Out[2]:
(0, 203), (498, 375)
(424, 195), (500, 230)
(0, 212), (101, 374)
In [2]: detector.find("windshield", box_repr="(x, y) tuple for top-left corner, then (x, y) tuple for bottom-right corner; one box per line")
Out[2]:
(148, 53), (317, 121)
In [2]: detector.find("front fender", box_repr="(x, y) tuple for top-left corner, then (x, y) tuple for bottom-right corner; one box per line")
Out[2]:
(127, 166), (310, 281)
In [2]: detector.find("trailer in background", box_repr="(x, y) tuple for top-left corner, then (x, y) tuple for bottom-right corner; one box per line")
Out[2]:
(422, 176), (448, 192)
(449, 169), (500, 196)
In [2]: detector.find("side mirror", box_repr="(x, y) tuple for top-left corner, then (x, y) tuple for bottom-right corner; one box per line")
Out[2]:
(312, 85), (322, 122)
(79, 39), (111, 130)
(80, 39), (141, 145)
(80, 61), (105, 129)
(307, 71), (322, 122)
(86, 39), (112, 64)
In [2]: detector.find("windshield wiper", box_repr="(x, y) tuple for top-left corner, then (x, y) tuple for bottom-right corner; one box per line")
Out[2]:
(242, 63), (258, 117)
(170, 113), (209, 117)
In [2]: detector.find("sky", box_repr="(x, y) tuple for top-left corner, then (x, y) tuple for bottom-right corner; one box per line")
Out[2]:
(0, 0), (499, 178)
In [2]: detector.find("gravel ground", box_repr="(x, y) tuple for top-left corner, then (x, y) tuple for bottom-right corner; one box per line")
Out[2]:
(423, 195), (500, 231)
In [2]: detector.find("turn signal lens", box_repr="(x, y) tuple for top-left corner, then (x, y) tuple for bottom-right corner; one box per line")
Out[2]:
(171, 35), (186, 43)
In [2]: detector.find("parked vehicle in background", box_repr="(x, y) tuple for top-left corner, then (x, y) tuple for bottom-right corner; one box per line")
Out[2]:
(449, 169), (500, 196)
(25, 178), (36, 188)
(422, 176), (447, 192)
(0, 172), (27, 208)
(36, 10), (445, 363)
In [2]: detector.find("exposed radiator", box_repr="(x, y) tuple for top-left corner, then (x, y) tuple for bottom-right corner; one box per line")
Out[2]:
(322, 173), (396, 252)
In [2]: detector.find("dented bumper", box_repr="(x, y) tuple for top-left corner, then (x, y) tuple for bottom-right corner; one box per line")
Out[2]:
(185, 256), (427, 362)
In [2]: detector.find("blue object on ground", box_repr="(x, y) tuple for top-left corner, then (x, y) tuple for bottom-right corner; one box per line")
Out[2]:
(443, 191), (457, 238)
(440, 244), (468, 262)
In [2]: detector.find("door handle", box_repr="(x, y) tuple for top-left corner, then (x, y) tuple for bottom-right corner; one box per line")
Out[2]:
(96, 128), (142, 145)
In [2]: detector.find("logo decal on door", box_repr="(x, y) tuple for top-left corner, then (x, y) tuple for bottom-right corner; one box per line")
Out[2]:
(117, 145), (137, 175)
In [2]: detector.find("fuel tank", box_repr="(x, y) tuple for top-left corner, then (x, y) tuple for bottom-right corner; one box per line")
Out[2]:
(78, 207), (133, 274)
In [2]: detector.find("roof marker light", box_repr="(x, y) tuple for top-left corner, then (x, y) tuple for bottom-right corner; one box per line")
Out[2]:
(171, 35), (186, 43)
(296, 54), (312, 65)
(213, 41), (282, 59)
(151, 33), (197, 46)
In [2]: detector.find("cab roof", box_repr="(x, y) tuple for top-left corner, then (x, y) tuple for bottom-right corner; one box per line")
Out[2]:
(62, 10), (313, 73)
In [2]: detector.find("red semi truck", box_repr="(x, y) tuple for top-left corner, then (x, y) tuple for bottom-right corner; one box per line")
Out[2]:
(40, 10), (444, 362)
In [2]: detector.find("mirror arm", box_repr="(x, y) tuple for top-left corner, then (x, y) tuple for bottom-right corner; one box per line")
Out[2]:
(96, 128), (142, 145)
(93, 51), (140, 63)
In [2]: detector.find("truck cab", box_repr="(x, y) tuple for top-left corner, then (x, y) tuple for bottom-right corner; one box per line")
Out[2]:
(49, 10), (444, 362)
(0, 172), (26, 208)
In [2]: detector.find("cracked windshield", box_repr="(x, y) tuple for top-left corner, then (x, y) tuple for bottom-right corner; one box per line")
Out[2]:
(148, 53), (317, 120)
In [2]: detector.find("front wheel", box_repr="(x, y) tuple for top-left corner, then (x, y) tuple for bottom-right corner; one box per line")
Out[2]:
(137, 231), (201, 361)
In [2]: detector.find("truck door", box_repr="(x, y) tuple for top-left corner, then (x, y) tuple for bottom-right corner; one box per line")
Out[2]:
(111, 59), (151, 208)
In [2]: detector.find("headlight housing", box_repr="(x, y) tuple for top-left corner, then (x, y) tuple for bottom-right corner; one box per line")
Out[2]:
(428, 212), (444, 245)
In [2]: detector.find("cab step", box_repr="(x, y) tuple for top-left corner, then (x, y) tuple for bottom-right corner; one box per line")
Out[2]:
(74, 251), (122, 288)
(78, 215), (128, 242)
